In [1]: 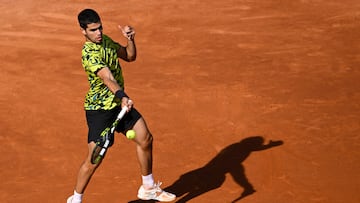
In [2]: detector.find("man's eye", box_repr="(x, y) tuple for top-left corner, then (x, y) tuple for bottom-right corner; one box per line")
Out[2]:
(90, 26), (102, 32)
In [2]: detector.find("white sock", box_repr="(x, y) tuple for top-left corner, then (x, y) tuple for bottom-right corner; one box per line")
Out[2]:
(73, 190), (83, 202)
(142, 174), (155, 187)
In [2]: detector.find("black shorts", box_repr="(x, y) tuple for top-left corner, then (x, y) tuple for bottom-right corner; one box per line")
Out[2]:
(85, 107), (142, 144)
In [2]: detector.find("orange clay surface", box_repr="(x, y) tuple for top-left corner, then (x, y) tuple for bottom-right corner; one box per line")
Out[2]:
(1, 1), (359, 203)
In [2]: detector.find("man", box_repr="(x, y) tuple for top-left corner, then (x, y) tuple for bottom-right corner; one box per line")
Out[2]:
(67, 8), (176, 203)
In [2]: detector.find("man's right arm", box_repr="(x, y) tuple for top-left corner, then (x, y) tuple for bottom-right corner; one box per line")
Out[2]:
(97, 67), (132, 110)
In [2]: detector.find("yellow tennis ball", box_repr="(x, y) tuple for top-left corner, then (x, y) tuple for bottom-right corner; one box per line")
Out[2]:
(126, 130), (136, 139)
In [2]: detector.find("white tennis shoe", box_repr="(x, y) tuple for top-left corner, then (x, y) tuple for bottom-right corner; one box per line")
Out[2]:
(137, 181), (176, 202)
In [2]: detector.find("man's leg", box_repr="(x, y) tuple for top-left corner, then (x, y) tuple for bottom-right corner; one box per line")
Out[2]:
(132, 117), (153, 177)
(68, 142), (100, 203)
(132, 117), (176, 202)
(75, 142), (100, 193)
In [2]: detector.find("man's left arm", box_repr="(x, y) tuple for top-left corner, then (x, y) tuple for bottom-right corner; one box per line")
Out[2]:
(117, 25), (136, 62)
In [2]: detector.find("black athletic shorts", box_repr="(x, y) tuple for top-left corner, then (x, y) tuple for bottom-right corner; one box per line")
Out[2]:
(85, 107), (142, 145)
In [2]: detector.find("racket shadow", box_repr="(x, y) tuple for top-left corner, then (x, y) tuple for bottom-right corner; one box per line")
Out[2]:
(128, 136), (283, 203)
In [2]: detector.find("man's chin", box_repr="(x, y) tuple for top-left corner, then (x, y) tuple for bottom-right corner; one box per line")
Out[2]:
(95, 38), (102, 44)
(86, 36), (102, 44)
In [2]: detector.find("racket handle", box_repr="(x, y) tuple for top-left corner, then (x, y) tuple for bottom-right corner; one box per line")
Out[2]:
(116, 100), (132, 120)
(117, 106), (128, 120)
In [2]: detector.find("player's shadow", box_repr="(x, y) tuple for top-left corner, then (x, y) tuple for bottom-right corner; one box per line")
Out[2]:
(128, 136), (283, 203)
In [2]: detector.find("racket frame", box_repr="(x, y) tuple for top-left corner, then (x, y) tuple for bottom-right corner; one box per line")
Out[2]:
(90, 106), (129, 164)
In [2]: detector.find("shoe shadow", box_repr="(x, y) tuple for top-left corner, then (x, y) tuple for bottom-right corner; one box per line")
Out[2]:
(128, 136), (283, 203)
(128, 200), (157, 203)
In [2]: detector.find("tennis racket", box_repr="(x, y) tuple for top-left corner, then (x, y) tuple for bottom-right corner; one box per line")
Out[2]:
(91, 105), (129, 164)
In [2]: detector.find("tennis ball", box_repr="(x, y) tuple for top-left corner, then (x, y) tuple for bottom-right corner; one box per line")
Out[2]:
(126, 130), (136, 140)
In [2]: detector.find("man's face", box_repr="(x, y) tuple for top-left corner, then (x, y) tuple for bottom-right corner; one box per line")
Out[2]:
(82, 22), (103, 44)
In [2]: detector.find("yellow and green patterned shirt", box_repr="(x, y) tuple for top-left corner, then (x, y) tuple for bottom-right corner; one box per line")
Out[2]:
(81, 34), (124, 110)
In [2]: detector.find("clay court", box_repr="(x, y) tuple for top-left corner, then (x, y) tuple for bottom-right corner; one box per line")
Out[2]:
(1, 0), (359, 202)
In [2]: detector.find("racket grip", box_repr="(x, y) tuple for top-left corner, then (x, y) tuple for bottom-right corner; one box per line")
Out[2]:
(117, 106), (128, 120)
(117, 100), (132, 120)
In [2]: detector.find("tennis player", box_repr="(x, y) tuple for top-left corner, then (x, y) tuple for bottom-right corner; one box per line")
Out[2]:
(67, 8), (176, 203)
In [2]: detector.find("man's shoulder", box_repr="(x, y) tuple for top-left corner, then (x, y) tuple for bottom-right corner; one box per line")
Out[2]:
(82, 43), (102, 60)
(103, 34), (120, 48)
(82, 35), (114, 50)
(102, 34), (112, 41)
(83, 41), (100, 51)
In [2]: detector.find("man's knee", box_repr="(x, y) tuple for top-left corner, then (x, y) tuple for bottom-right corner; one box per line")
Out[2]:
(82, 158), (99, 173)
(138, 132), (153, 149)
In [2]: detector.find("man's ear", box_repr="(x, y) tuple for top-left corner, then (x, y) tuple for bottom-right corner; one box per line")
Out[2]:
(81, 28), (86, 35)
